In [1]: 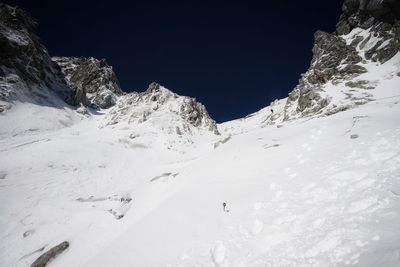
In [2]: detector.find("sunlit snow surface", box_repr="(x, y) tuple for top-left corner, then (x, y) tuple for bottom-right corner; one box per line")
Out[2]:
(1, 56), (400, 266)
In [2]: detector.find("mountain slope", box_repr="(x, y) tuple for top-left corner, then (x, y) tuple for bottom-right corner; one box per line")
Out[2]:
(221, 0), (400, 134)
(1, 88), (399, 267)
(0, 1), (400, 267)
(87, 92), (400, 267)
(0, 3), (218, 137)
(284, 0), (400, 120)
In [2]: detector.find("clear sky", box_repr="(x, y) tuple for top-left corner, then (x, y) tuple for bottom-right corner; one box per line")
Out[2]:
(6, 0), (343, 122)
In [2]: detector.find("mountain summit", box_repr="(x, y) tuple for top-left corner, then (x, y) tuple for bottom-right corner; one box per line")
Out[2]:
(0, 3), (218, 136)
(222, 0), (399, 134)
(105, 82), (219, 135)
(284, 0), (400, 120)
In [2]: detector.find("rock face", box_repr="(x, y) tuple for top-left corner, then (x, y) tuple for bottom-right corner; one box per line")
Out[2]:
(52, 57), (122, 109)
(283, 0), (400, 120)
(337, 0), (400, 63)
(105, 82), (219, 135)
(0, 4), (122, 111)
(337, 0), (400, 35)
(0, 4), (71, 109)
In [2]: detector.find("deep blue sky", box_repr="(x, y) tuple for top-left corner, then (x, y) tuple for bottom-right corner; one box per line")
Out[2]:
(7, 0), (343, 122)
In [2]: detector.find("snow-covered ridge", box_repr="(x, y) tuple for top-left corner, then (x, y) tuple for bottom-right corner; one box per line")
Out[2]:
(282, 0), (400, 121)
(104, 82), (219, 135)
(2, 0), (399, 135)
(221, 0), (400, 134)
(0, 3), (219, 136)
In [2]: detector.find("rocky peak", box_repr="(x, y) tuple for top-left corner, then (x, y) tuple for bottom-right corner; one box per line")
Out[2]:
(281, 0), (400, 121)
(0, 3), (220, 134)
(52, 56), (122, 109)
(105, 83), (219, 135)
(336, 0), (400, 64)
(142, 82), (217, 130)
(0, 4), (71, 110)
(337, 0), (400, 35)
(146, 82), (162, 93)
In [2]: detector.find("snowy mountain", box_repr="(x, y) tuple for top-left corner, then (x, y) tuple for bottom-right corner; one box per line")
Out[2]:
(104, 82), (219, 134)
(284, 0), (400, 120)
(0, 3), (218, 138)
(1, 1), (400, 267)
(222, 0), (400, 134)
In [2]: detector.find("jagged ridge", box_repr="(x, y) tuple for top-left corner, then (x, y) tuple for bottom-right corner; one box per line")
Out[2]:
(105, 82), (219, 135)
(221, 0), (399, 134)
(52, 56), (122, 109)
(0, 4), (219, 135)
(283, 0), (400, 120)
(1, 1), (399, 135)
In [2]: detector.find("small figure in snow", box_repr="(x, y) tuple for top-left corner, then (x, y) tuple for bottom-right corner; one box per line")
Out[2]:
(222, 202), (229, 212)
(270, 109), (274, 113)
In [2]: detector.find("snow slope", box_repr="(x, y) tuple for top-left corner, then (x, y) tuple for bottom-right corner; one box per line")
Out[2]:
(0, 87), (221, 267)
(85, 75), (400, 267)
(1, 66), (400, 266)
(1, 1), (400, 266)
(220, 51), (400, 136)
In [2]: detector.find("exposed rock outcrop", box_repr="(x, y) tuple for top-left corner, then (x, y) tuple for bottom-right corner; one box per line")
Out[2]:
(337, 0), (400, 63)
(337, 0), (400, 35)
(0, 4), (122, 111)
(0, 3), (220, 135)
(283, 0), (400, 120)
(0, 4), (71, 107)
(52, 57), (122, 109)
